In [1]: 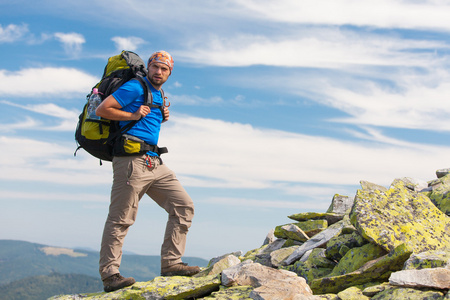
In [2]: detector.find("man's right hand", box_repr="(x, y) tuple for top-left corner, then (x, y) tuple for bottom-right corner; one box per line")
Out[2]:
(132, 105), (151, 120)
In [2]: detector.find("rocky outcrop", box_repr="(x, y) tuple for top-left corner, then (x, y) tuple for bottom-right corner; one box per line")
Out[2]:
(50, 169), (450, 299)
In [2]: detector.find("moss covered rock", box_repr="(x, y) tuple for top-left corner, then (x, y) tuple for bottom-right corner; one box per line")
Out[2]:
(273, 224), (309, 242)
(202, 285), (253, 299)
(275, 219), (328, 239)
(310, 243), (412, 294)
(329, 242), (387, 277)
(428, 173), (450, 215)
(350, 180), (450, 253)
(403, 250), (450, 270)
(370, 287), (445, 299)
(325, 231), (367, 261)
(49, 275), (221, 300)
(337, 286), (370, 300)
(282, 248), (335, 284)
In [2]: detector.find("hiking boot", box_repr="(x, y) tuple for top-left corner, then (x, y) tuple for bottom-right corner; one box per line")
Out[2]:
(102, 273), (136, 292)
(161, 262), (200, 276)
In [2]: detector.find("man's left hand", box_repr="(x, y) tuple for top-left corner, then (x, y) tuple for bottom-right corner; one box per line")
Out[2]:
(163, 106), (170, 122)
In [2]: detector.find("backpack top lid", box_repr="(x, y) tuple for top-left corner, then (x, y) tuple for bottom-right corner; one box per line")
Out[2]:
(96, 51), (148, 100)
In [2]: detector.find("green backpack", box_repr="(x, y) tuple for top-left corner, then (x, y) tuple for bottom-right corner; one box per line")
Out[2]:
(74, 50), (167, 163)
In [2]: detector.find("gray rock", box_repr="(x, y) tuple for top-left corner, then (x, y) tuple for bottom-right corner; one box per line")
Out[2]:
(263, 229), (276, 246)
(326, 194), (354, 215)
(389, 268), (450, 289)
(436, 168), (450, 178)
(283, 221), (344, 265)
(221, 262), (313, 299)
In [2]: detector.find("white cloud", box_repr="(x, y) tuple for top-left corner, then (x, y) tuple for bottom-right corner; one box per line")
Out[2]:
(325, 79), (450, 131)
(111, 36), (146, 52)
(160, 115), (442, 188)
(175, 28), (448, 69)
(0, 67), (98, 97)
(0, 101), (79, 132)
(0, 115), (444, 193)
(0, 23), (29, 43)
(0, 136), (112, 185)
(236, 0), (450, 30)
(54, 32), (86, 57)
(1, 101), (79, 119)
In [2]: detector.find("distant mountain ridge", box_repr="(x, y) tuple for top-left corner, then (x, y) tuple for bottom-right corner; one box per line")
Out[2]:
(0, 273), (103, 300)
(0, 239), (208, 286)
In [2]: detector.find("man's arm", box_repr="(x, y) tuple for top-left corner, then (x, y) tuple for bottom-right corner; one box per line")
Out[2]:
(96, 95), (150, 121)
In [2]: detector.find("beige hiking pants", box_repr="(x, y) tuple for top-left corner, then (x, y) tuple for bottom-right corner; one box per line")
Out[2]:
(99, 154), (194, 280)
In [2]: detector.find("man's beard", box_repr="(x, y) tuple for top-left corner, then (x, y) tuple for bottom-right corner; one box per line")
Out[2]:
(149, 75), (166, 87)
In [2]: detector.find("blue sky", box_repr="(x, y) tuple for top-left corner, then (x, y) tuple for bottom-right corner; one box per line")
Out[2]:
(1, 0), (450, 261)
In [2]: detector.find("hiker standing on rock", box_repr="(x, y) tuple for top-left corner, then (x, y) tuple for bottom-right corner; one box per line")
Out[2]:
(96, 51), (200, 292)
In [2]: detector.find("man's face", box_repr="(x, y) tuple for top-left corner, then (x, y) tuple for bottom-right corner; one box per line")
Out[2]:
(147, 62), (171, 87)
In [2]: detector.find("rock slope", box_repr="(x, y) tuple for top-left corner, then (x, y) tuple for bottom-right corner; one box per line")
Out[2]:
(50, 169), (450, 299)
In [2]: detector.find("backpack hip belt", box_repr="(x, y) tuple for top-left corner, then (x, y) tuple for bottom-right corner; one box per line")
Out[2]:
(114, 134), (168, 157)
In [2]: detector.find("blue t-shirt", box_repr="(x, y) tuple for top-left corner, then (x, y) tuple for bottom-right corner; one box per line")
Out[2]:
(112, 77), (163, 155)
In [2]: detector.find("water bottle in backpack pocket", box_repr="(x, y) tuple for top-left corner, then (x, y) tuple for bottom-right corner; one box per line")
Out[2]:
(86, 88), (102, 120)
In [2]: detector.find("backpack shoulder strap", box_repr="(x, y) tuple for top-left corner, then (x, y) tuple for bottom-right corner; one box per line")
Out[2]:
(134, 76), (153, 106)
(134, 76), (166, 121)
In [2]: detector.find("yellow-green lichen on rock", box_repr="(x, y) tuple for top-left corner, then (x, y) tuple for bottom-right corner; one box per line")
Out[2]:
(403, 250), (450, 270)
(240, 244), (268, 262)
(361, 282), (393, 297)
(349, 180), (450, 254)
(201, 285), (253, 299)
(274, 219), (328, 239)
(428, 173), (450, 215)
(370, 287), (445, 300)
(337, 286), (370, 300)
(309, 243), (412, 294)
(49, 275), (221, 300)
(288, 211), (343, 225)
(281, 248), (335, 284)
(273, 224), (309, 242)
(329, 242), (387, 277)
(324, 231), (367, 261)
(194, 254), (241, 277)
(269, 245), (299, 267)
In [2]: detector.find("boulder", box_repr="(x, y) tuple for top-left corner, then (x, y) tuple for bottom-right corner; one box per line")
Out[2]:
(326, 194), (354, 215)
(337, 286), (370, 300)
(370, 287), (445, 299)
(328, 242), (387, 277)
(428, 173), (450, 215)
(282, 248), (335, 284)
(274, 224), (309, 242)
(389, 268), (450, 289)
(201, 285), (254, 299)
(309, 243), (412, 294)
(288, 212), (343, 225)
(269, 246), (299, 268)
(284, 220), (344, 265)
(349, 179), (450, 253)
(222, 261), (314, 299)
(49, 275), (221, 300)
(324, 231), (367, 261)
(262, 229), (276, 246)
(275, 220), (328, 239)
(403, 250), (450, 270)
(194, 254), (241, 277)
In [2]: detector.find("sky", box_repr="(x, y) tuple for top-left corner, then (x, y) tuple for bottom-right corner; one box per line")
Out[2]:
(1, 0), (450, 263)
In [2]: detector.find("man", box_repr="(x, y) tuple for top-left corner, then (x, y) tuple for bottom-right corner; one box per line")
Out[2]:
(96, 51), (200, 293)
